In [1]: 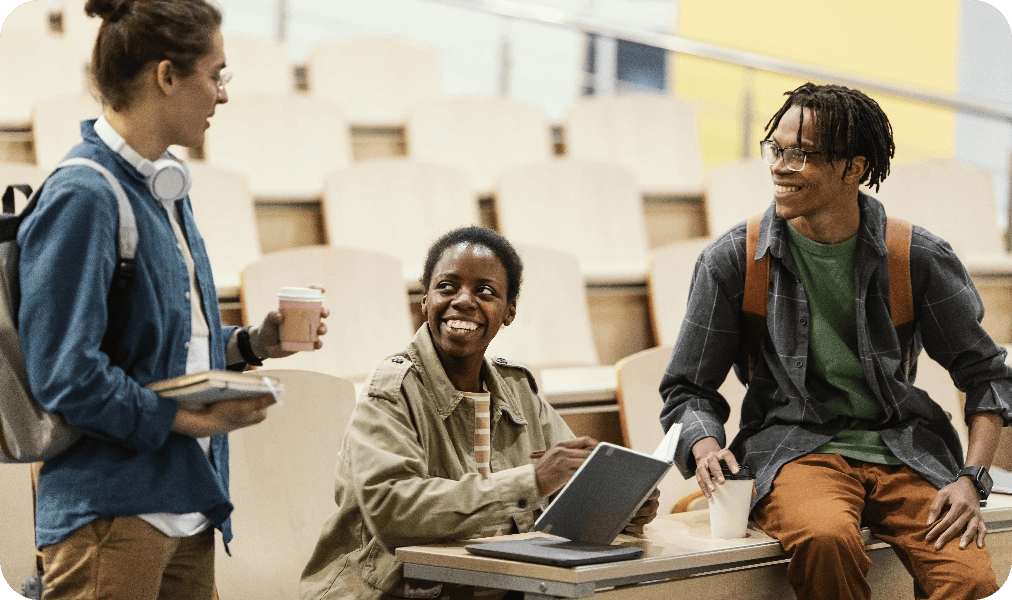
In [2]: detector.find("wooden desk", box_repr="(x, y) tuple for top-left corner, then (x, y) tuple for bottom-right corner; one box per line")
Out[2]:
(397, 495), (1012, 599)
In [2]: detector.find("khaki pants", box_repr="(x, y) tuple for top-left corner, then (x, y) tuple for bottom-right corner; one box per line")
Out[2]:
(754, 454), (998, 600)
(40, 516), (215, 600)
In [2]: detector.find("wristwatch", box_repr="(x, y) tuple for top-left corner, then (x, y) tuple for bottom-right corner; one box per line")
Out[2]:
(957, 466), (993, 501)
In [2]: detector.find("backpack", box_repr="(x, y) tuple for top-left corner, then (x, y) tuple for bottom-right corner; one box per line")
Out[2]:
(741, 213), (915, 382)
(0, 157), (137, 463)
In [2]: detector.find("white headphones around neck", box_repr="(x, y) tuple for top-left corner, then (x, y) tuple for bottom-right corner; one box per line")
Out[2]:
(94, 116), (192, 203)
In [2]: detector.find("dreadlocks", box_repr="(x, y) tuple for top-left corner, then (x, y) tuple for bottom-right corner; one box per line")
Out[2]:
(764, 83), (895, 191)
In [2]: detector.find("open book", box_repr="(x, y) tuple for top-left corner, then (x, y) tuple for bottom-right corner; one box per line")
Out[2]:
(146, 371), (283, 410)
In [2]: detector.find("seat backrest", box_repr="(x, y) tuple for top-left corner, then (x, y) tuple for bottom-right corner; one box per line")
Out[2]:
(704, 159), (772, 238)
(203, 94), (352, 200)
(187, 162), (260, 296)
(0, 30), (87, 128)
(874, 158), (1002, 257)
(307, 37), (440, 127)
(485, 244), (598, 368)
(615, 345), (745, 514)
(647, 237), (713, 347)
(221, 34), (294, 97)
(58, 0), (102, 64)
(240, 245), (414, 380)
(2, 0), (53, 36)
(495, 159), (650, 284)
(564, 96), (703, 197)
(31, 92), (101, 170)
(0, 162), (47, 213)
(216, 369), (356, 600)
(406, 96), (552, 196)
(0, 462), (38, 594)
(322, 158), (478, 285)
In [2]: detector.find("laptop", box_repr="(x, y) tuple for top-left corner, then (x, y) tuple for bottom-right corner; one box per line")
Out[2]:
(465, 427), (681, 567)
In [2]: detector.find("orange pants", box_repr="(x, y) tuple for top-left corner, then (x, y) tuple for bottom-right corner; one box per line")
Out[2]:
(40, 516), (215, 600)
(753, 454), (998, 600)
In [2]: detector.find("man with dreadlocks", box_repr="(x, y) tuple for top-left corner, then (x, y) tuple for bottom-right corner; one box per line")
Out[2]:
(659, 82), (1012, 600)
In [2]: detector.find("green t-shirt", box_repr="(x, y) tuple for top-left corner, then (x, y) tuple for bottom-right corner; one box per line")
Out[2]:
(785, 222), (901, 465)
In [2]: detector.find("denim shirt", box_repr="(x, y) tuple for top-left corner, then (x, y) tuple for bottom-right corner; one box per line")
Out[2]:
(660, 194), (1012, 507)
(18, 120), (239, 547)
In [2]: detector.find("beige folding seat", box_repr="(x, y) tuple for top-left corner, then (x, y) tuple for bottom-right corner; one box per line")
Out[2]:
(203, 94), (352, 201)
(704, 158), (772, 238)
(221, 34), (295, 97)
(240, 246), (413, 381)
(407, 96), (552, 196)
(485, 244), (598, 368)
(307, 37), (440, 127)
(647, 237), (713, 347)
(58, 0), (101, 63)
(186, 162), (260, 298)
(564, 96), (704, 198)
(615, 345), (746, 515)
(0, 463), (39, 595)
(495, 158), (650, 285)
(31, 92), (101, 170)
(215, 369), (356, 600)
(321, 157), (478, 285)
(0, 30), (87, 128)
(2, 0), (54, 36)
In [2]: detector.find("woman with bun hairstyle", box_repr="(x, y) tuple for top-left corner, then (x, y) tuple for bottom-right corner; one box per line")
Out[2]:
(17, 1), (327, 598)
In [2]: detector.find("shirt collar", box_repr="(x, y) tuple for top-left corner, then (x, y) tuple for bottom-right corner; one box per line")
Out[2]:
(757, 191), (889, 262)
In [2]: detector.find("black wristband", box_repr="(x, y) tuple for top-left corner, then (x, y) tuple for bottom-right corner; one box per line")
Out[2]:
(236, 326), (263, 367)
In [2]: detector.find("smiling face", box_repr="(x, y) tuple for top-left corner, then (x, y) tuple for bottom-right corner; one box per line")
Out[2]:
(769, 104), (867, 242)
(421, 242), (516, 376)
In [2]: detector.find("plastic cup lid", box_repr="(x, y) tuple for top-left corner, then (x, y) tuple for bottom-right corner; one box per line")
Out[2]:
(720, 464), (754, 480)
(277, 286), (324, 301)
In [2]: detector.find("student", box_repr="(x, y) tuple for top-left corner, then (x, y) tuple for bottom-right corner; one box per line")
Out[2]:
(17, 1), (327, 598)
(301, 226), (658, 600)
(659, 82), (1012, 600)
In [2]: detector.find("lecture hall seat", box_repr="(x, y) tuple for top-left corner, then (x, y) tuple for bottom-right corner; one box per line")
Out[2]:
(239, 245), (414, 381)
(186, 162), (260, 299)
(321, 158), (478, 286)
(202, 94), (352, 202)
(31, 92), (102, 171)
(0, 30), (87, 129)
(495, 158), (651, 286)
(215, 369), (356, 600)
(406, 96), (553, 197)
(306, 37), (440, 127)
(647, 236), (713, 348)
(220, 34), (295, 97)
(485, 244), (599, 369)
(563, 95), (704, 199)
(704, 158), (773, 239)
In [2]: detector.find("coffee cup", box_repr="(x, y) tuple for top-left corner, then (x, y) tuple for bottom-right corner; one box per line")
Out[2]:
(708, 464), (754, 539)
(277, 287), (324, 352)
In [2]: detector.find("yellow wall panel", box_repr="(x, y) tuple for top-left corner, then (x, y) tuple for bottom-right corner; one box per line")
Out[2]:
(671, 0), (960, 167)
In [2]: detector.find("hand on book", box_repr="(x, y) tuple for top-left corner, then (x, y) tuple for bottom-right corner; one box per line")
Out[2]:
(171, 393), (277, 438)
(533, 436), (599, 497)
(623, 488), (660, 534)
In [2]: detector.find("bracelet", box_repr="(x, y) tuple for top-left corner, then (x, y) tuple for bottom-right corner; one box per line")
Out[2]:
(236, 326), (263, 367)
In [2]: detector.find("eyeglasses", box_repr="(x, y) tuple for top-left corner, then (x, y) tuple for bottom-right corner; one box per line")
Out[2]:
(211, 71), (232, 91)
(760, 140), (821, 172)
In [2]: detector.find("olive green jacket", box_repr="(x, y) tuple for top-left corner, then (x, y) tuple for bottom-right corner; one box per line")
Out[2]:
(300, 325), (575, 600)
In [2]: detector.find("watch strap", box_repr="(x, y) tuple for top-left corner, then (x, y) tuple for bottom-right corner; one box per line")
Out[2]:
(237, 326), (263, 367)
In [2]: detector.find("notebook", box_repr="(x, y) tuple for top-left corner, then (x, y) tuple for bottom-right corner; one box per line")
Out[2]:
(464, 425), (681, 567)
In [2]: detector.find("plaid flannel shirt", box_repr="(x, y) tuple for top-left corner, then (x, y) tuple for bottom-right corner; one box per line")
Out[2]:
(659, 193), (1012, 507)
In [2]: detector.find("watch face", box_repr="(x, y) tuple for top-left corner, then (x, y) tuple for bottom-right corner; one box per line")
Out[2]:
(980, 468), (994, 494)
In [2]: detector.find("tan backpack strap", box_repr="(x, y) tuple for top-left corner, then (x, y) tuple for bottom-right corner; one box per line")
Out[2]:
(885, 217), (915, 380)
(742, 214), (769, 381)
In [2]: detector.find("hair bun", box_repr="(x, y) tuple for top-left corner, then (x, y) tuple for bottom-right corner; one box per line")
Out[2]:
(84, 0), (131, 21)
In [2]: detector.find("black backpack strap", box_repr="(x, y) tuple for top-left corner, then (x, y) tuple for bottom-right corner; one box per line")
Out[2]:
(2, 184), (33, 214)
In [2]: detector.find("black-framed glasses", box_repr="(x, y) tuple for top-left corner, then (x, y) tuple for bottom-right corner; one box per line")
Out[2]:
(760, 140), (821, 172)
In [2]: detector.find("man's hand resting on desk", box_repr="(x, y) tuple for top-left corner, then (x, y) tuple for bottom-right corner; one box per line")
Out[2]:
(532, 436), (599, 497)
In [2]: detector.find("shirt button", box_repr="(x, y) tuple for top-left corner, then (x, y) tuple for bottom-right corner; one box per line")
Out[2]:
(795, 360), (803, 368)
(494, 357), (507, 365)
(800, 318), (807, 326)
(184, 291), (191, 300)
(517, 498), (528, 509)
(391, 356), (404, 364)
(184, 341), (190, 349)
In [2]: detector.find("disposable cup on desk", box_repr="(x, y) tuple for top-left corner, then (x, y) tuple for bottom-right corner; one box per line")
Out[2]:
(277, 287), (323, 352)
(709, 464), (754, 539)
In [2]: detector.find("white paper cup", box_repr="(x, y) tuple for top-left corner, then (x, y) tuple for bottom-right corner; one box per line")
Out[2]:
(709, 465), (754, 539)
(277, 287), (324, 352)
